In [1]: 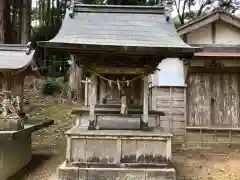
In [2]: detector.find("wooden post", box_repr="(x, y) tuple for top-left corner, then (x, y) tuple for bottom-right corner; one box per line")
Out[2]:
(143, 76), (149, 124)
(81, 77), (91, 107)
(184, 86), (187, 145)
(89, 74), (97, 121)
(169, 87), (172, 133)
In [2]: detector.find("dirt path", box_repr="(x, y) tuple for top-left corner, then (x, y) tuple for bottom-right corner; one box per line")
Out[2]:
(174, 147), (240, 180)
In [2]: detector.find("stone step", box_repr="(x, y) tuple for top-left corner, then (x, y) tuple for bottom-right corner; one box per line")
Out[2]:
(58, 161), (176, 180)
(65, 127), (172, 165)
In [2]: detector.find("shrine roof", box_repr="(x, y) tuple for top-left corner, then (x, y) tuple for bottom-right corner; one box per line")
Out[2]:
(178, 10), (240, 36)
(37, 4), (200, 56)
(0, 44), (35, 70)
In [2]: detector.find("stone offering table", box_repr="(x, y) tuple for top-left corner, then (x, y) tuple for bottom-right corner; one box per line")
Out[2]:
(0, 119), (53, 180)
(72, 106), (165, 130)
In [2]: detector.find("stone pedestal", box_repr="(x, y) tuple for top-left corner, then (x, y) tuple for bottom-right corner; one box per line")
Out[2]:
(57, 126), (176, 180)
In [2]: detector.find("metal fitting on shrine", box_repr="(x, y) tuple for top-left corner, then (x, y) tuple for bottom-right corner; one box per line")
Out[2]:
(25, 42), (32, 55)
(164, 0), (173, 22)
(69, 0), (76, 18)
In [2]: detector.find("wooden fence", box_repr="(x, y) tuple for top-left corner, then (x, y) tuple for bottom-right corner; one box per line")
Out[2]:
(150, 86), (186, 144)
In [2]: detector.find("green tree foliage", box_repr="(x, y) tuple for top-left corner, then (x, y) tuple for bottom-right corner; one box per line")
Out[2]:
(173, 0), (240, 27)
(41, 77), (63, 95)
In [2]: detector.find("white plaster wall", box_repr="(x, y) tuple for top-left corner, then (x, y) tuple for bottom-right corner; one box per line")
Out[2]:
(186, 24), (212, 44)
(215, 21), (240, 45)
(150, 58), (185, 87)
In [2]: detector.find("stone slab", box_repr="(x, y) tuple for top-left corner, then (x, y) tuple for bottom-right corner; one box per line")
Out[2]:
(76, 114), (159, 129)
(71, 107), (165, 116)
(96, 114), (141, 130)
(58, 161), (176, 180)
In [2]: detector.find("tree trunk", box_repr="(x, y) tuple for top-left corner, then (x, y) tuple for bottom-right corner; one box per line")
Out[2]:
(21, 0), (31, 43)
(0, 0), (4, 43)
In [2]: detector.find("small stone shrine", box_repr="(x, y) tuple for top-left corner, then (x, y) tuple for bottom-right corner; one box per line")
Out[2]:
(38, 1), (201, 180)
(0, 43), (53, 180)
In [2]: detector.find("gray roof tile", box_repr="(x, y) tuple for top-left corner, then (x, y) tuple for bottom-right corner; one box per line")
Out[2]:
(0, 44), (35, 70)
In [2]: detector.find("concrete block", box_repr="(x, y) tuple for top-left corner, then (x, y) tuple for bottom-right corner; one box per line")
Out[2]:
(0, 132), (32, 180)
(0, 119), (53, 180)
(58, 162), (79, 180)
(146, 169), (176, 180)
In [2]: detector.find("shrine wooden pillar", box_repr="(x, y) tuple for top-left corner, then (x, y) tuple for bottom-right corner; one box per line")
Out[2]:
(143, 76), (149, 124)
(90, 74), (97, 120)
(81, 77), (91, 107)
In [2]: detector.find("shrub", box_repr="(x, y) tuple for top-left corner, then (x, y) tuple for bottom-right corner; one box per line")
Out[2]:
(41, 77), (62, 95)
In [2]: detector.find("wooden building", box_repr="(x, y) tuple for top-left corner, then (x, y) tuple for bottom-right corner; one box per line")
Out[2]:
(178, 10), (240, 145)
(0, 43), (38, 96)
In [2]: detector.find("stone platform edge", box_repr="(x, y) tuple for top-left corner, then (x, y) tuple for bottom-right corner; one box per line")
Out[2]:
(0, 119), (54, 141)
(66, 126), (173, 137)
(57, 161), (176, 180)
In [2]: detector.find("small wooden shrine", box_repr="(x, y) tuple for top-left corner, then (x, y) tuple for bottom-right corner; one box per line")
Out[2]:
(0, 43), (37, 130)
(38, 2), (200, 180)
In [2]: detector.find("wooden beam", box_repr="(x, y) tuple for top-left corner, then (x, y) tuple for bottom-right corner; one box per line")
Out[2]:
(212, 22), (216, 44)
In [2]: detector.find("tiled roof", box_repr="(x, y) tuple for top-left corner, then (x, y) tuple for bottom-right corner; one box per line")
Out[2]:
(0, 44), (35, 70)
(38, 4), (199, 55)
